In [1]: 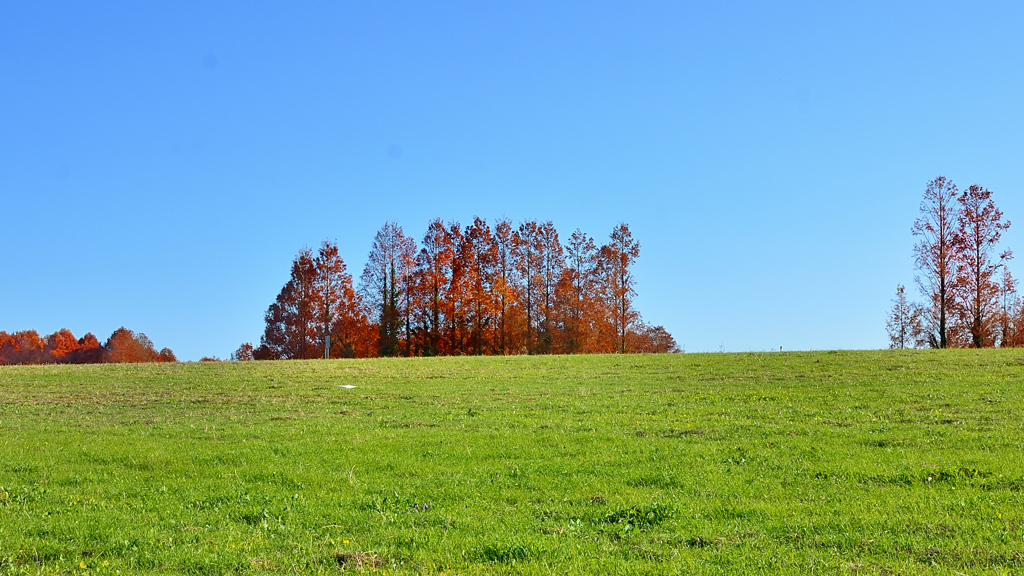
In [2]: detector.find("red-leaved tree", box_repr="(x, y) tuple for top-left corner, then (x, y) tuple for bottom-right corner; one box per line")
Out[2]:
(953, 185), (1012, 347)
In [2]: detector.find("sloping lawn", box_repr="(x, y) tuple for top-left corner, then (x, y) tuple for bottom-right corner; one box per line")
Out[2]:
(1, 350), (1023, 574)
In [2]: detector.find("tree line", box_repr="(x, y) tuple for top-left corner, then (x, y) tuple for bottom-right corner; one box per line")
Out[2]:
(888, 176), (1019, 348)
(242, 219), (677, 360)
(0, 327), (177, 365)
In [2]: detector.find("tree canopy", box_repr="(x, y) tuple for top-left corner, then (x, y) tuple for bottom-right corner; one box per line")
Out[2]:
(245, 219), (676, 359)
(0, 327), (175, 365)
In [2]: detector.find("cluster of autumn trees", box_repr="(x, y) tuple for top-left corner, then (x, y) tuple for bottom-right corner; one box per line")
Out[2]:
(0, 327), (176, 365)
(888, 176), (1019, 348)
(242, 219), (676, 360)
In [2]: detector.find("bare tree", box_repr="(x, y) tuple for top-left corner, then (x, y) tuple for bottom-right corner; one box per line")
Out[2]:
(536, 221), (564, 353)
(361, 222), (417, 356)
(913, 176), (960, 348)
(514, 220), (544, 353)
(886, 284), (923, 349)
(998, 267), (1018, 347)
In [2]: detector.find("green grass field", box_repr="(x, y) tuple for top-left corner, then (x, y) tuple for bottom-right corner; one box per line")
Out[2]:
(1, 351), (1023, 575)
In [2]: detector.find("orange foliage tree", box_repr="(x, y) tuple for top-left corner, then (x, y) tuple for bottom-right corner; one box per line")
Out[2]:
(257, 241), (372, 359)
(46, 328), (81, 359)
(600, 223), (642, 353)
(462, 217), (499, 355)
(492, 218), (522, 354)
(536, 221), (564, 354)
(71, 333), (108, 363)
(232, 342), (255, 361)
(0, 327), (173, 365)
(555, 229), (599, 353)
(416, 219), (456, 356)
(257, 248), (320, 359)
(0, 330), (48, 364)
(105, 327), (164, 363)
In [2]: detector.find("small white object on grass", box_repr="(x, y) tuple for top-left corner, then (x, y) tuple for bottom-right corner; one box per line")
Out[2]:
(338, 385), (357, 389)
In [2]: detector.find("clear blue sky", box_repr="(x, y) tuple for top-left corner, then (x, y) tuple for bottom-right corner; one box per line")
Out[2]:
(2, 2), (1022, 360)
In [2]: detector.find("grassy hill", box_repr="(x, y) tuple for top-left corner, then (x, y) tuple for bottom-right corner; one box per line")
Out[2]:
(1, 351), (1023, 575)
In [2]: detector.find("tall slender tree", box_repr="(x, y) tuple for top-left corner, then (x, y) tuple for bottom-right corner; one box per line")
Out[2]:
(600, 223), (641, 353)
(417, 219), (456, 356)
(316, 241), (371, 358)
(444, 222), (469, 354)
(912, 176), (960, 348)
(462, 217), (498, 354)
(998, 267), (1018, 347)
(536, 221), (564, 353)
(492, 219), (520, 354)
(361, 222), (417, 356)
(953, 185), (1012, 348)
(315, 241), (352, 358)
(514, 220), (544, 353)
(556, 229), (598, 353)
(396, 234), (420, 356)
